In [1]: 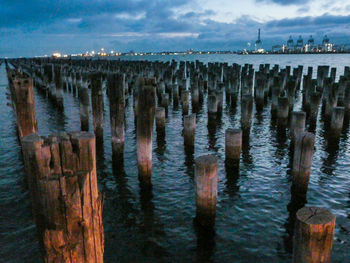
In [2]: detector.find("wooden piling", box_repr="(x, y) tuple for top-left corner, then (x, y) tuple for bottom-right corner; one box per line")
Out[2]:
(308, 91), (321, 130)
(22, 132), (104, 263)
(137, 83), (156, 184)
(173, 84), (179, 107)
(90, 73), (104, 139)
(208, 94), (218, 122)
(277, 97), (289, 128)
(330, 106), (345, 136)
(292, 132), (315, 196)
(107, 74), (125, 158)
(195, 154), (218, 227)
(79, 87), (90, 131)
(241, 95), (253, 133)
(290, 111), (306, 145)
(293, 207), (335, 263)
(183, 114), (196, 147)
(155, 107), (166, 135)
(225, 128), (242, 165)
(181, 90), (190, 115)
(11, 77), (38, 140)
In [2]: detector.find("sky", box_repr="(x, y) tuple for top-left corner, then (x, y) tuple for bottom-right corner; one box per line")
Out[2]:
(1, 0), (350, 57)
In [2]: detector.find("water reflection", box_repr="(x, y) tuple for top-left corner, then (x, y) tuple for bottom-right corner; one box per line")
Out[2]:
(282, 187), (307, 256)
(184, 145), (195, 178)
(225, 160), (240, 197)
(194, 219), (216, 263)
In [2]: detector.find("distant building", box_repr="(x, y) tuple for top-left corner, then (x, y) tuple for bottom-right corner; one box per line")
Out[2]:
(255, 28), (263, 52)
(307, 35), (314, 47)
(296, 35), (303, 51)
(287, 36), (294, 52)
(322, 35), (333, 52)
(272, 45), (282, 53)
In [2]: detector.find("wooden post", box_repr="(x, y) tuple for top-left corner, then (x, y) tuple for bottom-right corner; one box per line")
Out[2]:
(155, 107), (166, 135)
(277, 97), (289, 128)
(255, 79), (265, 112)
(11, 77), (38, 139)
(79, 86), (90, 131)
(292, 132), (315, 196)
(53, 65), (64, 110)
(293, 207), (335, 263)
(195, 154), (218, 227)
(308, 91), (321, 130)
(181, 90), (190, 115)
(225, 128), (242, 166)
(137, 83), (156, 185)
(183, 114), (196, 147)
(208, 94), (218, 123)
(161, 93), (169, 117)
(271, 85), (280, 119)
(90, 73), (104, 139)
(173, 84), (179, 107)
(330, 106), (345, 136)
(22, 132), (104, 263)
(107, 74), (125, 158)
(216, 90), (224, 112)
(290, 111), (306, 145)
(241, 95), (253, 133)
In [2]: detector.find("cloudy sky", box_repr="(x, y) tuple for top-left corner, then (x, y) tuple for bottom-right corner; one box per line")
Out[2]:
(1, 0), (350, 57)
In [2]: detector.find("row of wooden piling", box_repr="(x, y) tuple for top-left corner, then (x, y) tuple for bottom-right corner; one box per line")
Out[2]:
(6, 57), (345, 262)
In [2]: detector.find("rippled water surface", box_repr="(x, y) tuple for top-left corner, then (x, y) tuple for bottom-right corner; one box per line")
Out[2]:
(1, 54), (350, 262)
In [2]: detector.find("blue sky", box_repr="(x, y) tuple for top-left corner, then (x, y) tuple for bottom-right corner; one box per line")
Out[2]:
(1, 0), (350, 57)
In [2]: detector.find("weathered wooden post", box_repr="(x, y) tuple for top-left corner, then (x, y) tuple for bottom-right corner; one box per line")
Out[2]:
(308, 91), (321, 131)
(22, 132), (104, 263)
(155, 107), (166, 136)
(293, 207), (335, 263)
(208, 94), (218, 122)
(290, 111), (306, 145)
(225, 128), (242, 167)
(241, 95), (253, 134)
(79, 86), (90, 131)
(11, 77), (38, 139)
(181, 90), (190, 115)
(271, 85), (280, 119)
(107, 73), (125, 159)
(255, 78), (265, 112)
(330, 106), (345, 136)
(137, 82), (156, 185)
(195, 154), (218, 228)
(292, 132), (315, 196)
(173, 84), (179, 108)
(183, 114), (196, 148)
(344, 84), (350, 116)
(277, 97), (289, 128)
(53, 65), (64, 111)
(216, 89), (224, 112)
(161, 93), (169, 117)
(192, 83), (200, 113)
(90, 73), (104, 139)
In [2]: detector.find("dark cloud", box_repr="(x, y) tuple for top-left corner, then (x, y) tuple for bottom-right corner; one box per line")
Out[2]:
(266, 14), (350, 27)
(0, 0), (350, 57)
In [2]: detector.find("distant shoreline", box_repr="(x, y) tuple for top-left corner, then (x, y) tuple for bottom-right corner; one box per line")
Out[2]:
(237, 52), (350, 55)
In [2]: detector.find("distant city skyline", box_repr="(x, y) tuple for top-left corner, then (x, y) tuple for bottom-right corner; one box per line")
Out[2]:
(1, 0), (350, 57)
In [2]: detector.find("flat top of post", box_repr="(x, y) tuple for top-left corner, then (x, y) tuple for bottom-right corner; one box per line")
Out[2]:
(226, 128), (242, 135)
(195, 154), (218, 167)
(22, 132), (42, 144)
(292, 111), (306, 117)
(184, 114), (196, 121)
(296, 207), (335, 225)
